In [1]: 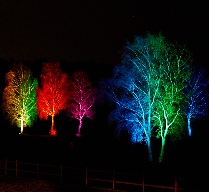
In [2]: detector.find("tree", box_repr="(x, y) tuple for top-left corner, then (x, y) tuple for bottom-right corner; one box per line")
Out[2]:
(68, 71), (96, 137)
(103, 33), (192, 162)
(36, 62), (69, 135)
(2, 63), (38, 134)
(184, 67), (209, 136)
(103, 34), (167, 162)
(153, 42), (192, 162)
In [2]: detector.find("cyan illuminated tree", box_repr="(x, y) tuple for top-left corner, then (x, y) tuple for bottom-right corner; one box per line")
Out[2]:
(153, 42), (192, 162)
(2, 63), (38, 134)
(36, 63), (69, 135)
(68, 71), (96, 137)
(104, 33), (192, 162)
(103, 34), (167, 162)
(184, 67), (209, 136)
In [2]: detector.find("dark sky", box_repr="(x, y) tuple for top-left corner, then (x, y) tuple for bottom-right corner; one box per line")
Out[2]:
(1, 1), (209, 67)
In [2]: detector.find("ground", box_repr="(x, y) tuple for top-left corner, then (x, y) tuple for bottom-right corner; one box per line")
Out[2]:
(0, 176), (124, 192)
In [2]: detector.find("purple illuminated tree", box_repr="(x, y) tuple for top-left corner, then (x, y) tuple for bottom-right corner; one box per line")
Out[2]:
(68, 71), (96, 137)
(184, 67), (209, 136)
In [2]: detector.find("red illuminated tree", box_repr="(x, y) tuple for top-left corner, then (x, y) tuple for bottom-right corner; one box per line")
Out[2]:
(68, 71), (96, 137)
(36, 62), (69, 135)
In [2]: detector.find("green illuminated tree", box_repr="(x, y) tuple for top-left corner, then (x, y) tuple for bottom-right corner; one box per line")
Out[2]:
(153, 42), (192, 162)
(2, 63), (38, 134)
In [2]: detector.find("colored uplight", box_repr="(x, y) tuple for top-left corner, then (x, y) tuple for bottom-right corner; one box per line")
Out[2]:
(49, 128), (57, 136)
(3, 63), (38, 133)
(68, 71), (96, 137)
(184, 67), (209, 136)
(36, 62), (69, 135)
(105, 33), (192, 162)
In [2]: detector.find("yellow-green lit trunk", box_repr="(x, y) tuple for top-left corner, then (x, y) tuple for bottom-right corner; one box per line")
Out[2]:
(20, 119), (24, 134)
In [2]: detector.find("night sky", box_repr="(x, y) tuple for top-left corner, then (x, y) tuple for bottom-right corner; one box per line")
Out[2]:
(1, 1), (209, 68)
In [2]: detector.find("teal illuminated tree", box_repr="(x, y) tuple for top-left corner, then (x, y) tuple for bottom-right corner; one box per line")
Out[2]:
(36, 62), (69, 135)
(153, 42), (192, 162)
(103, 34), (167, 162)
(2, 63), (38, 134)
(184, 67), (209, 136)
(68, 71), (96, 137)
(104, 33), (192, 162)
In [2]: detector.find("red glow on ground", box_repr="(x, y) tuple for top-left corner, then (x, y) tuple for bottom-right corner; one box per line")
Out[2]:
(49, 128), (57, 136)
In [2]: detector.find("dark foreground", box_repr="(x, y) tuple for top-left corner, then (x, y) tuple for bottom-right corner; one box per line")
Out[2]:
(0, 176), (121, 192)
(1, 134), (209, 191)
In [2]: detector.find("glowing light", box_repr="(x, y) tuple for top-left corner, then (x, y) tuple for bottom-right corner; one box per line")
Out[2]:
(36, 62), (69, 135)
(184, 67), (209, 136)
(68, 71), (96, 137)
(152, 38), (191, 162)
(2, 63), (38, 134)
(49, 128), (57, 136)
(104, 33), (192, 162)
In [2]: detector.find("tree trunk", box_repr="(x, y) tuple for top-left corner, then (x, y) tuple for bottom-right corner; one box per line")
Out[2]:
(187, 117), (191, 136)
(20, 119), (24, 134)
(159, 137), (165, 162)
(76, 119), (82, 137)
(52, 115), (54, 130)
(50, 115), (56, 135)
(147, 107), (153, 161)
(147, 137), (153, 162)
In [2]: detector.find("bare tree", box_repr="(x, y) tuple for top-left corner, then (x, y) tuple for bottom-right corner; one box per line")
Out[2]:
(184, 67), (209, 136)
(2, 63), (38, 134)
(102, 34), (167, 162)
(153, 43), (191, 162)
(68, 71), (96, 137)
(36, 62), (69, 135)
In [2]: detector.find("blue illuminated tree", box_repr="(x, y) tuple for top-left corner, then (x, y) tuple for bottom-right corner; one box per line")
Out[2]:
(103, 34), (166, 162)
(107, 65), (150, 143)
(184, 67), (209, 136)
